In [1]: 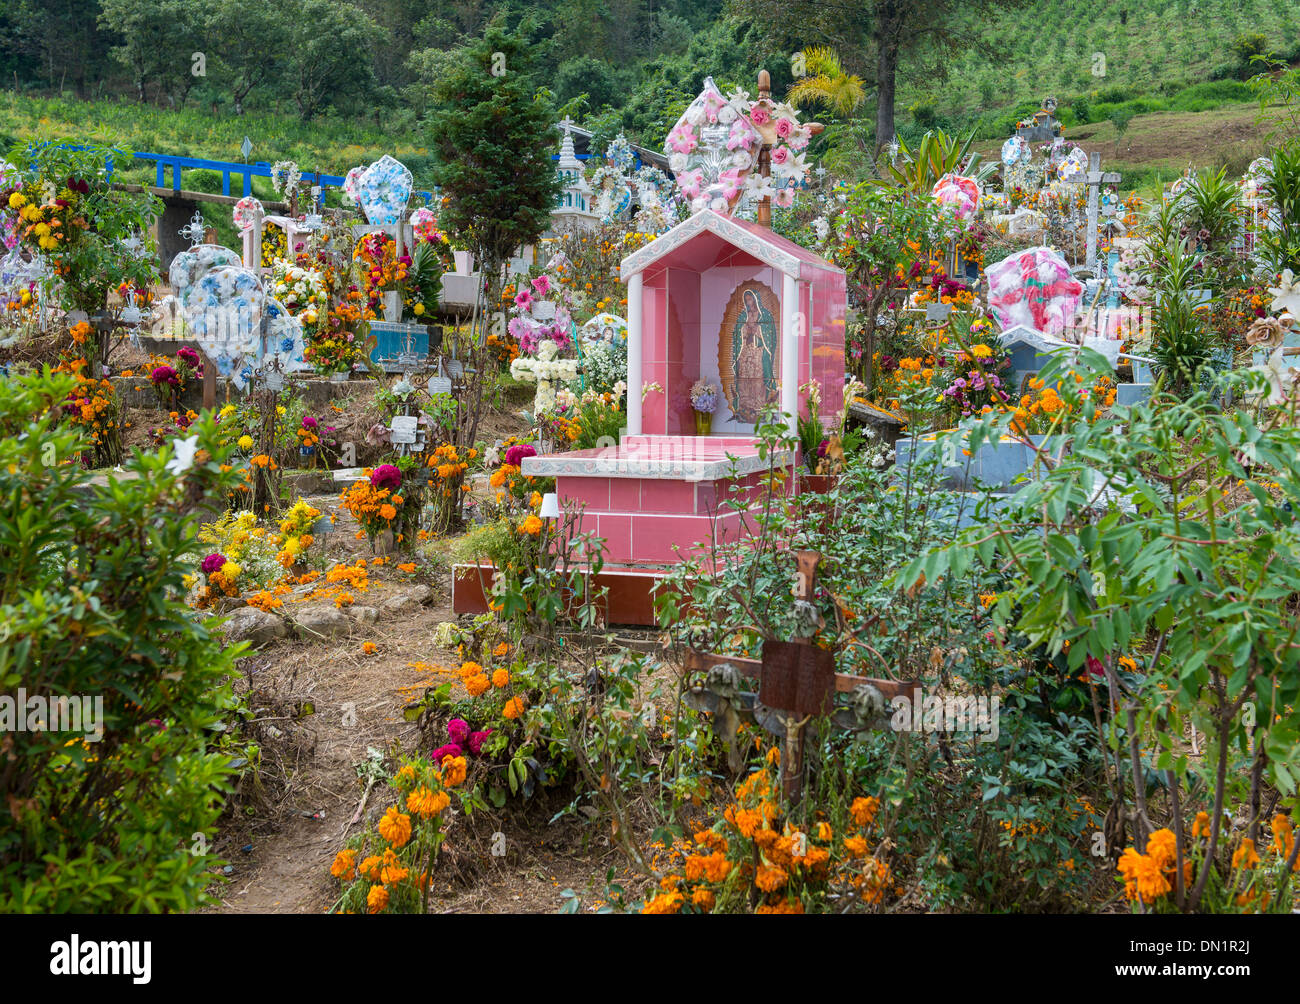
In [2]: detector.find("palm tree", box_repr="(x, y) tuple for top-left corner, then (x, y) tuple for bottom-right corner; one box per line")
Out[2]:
(786, 47), (866, 118)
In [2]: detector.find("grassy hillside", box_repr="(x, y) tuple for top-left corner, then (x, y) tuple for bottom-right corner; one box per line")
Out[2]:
(0, 93), (437, 193)
(901, 0), (1297, 138)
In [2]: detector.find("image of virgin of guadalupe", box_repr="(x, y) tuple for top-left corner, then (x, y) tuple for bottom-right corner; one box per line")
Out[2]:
(730, 288), (778, 422)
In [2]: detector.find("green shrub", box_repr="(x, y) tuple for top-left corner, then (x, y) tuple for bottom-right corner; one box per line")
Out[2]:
(0, 372), (244, 913)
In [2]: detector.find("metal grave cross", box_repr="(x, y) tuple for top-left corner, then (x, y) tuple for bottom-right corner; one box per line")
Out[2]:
(681, 549), (918, 802)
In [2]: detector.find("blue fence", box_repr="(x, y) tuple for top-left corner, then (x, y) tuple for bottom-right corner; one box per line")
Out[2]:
(54, 145), (434, 204)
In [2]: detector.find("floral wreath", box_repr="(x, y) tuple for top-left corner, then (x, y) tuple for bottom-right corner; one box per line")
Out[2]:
(604, 134), (635, 173)
(664, 80), (813, 214)
(271, 161), (301, 199)
(233, 195), (263, 233)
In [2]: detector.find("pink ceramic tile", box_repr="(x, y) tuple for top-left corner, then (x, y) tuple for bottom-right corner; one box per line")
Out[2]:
(558, 476), (610, 510)
(609, 478), (641, 511)
(594, 513), (633, 562)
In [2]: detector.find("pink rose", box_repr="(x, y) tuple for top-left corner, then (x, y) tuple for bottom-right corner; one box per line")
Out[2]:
(774, 188), (794, 208)
(750, 105), (771, 126)
(770, 146), (790, 166)
(775, 117), (795, 139)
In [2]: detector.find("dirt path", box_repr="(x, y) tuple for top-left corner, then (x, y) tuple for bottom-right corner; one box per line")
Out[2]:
(207, 498), (641, 914)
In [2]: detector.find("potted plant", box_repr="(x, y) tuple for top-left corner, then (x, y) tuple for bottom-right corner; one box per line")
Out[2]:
(690, 378), (720, 435)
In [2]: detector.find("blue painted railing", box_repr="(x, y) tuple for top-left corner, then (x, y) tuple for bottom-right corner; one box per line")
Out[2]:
(55, 145), (434, 204)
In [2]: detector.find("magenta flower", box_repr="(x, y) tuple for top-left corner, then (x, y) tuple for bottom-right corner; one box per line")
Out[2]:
(302, 415), (318, 430)
(505, 444), (536, 467)
(468, 729), (494, 756)
(150, 364), (179, 387)
(431, 742), (464, 762)
(447, 718), (470, 745)
(370, 464), (402, 491)
(514, 289), (533, 310)
(177, 346), (200, 368)
(530, 275), (551, 296)
(201, 553), (226, 575)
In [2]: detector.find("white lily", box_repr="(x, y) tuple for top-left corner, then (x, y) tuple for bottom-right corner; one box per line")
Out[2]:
(1251, 347), (1297, 406)
(1268, 269), (1300, 316)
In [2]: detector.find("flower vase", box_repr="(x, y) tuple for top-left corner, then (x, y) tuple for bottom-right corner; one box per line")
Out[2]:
(693, 410), (712, 436)
(383, 291), (401, 322)
(329, 371), (349, 383)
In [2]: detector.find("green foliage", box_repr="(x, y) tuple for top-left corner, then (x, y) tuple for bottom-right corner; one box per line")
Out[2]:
(424, 20), (560, 286)
(901, 348), (1300, 911)
(0, 371), (244, 913)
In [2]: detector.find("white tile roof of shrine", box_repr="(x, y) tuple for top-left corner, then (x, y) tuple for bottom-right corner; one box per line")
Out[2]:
(619, 208), (842, 282)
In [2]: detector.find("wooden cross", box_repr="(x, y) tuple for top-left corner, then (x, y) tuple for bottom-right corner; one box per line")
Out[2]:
(680, 549), (918, 802)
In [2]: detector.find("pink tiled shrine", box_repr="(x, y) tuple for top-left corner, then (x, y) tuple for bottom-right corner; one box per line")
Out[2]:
(522, 208), (846, 568)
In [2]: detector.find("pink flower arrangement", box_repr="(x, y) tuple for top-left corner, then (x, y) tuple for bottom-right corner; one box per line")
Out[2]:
(774, 117), (795, 139)
(201, 553), (226, 575)
(514, 289), (533, 310)
(770, 146), (790, 167)
(530, 275), (550, 296)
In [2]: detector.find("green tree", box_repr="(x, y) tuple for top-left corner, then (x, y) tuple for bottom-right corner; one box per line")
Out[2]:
(726, 0), (1028, 152)
(98, 0), (201, 104)
(290, 0), (378, 120)
(205, 0), (294, 114)
(424, 18), (560, 456)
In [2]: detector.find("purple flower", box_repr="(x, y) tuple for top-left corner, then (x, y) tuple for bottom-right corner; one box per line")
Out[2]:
(370, 464), (402, 491)
(302, 415), (318, 430)
(505, 444), (536, 468)
(201, 553), (226, 575)
(447, 718), (470, 745)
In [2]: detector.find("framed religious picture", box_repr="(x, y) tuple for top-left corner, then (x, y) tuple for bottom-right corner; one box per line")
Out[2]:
(718, 280), (781, 424)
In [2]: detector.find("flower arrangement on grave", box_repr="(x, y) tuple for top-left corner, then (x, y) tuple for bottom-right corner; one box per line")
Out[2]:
(55, 354), (122, 468)
(1, 144), (158, 329)
(272, 260), (329, 337)
(261, 221), (288, 266)
(304, 321), (361, 376)
(690, 378), (720, 435)
(339, 462), (422, 550)
(276, 498), (323, 570)
(507, 263), (582, 415)
(664, 78), (813, 214)
(638, 756), (895, 914)
(327, 749), (458, 914)
(544, 384), (626, 451)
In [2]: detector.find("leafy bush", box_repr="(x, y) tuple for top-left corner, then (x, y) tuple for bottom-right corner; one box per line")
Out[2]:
(0, 371), (244, 912)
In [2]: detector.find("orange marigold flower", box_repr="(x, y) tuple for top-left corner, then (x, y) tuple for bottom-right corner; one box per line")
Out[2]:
(755, 864), (788, 893)
(441, 755), (468, 788)
(465, 673), (490, 697)
(377, 806), (412, 847)
(330, 848), (357, 881)
(379, 503), (397, 521)
(367, 884), (389, 913)
(1232, 839), (1260, 871)
(407, 786), (451, 819)
(850, 796), (880, 827)
(1145, 828), (1178, 870)
(362, 641), (377, 655)
(493, 642), (509, 657)
(502, 696), (527, 720)
(358, 855), (383, 881)
(491, 667), (510, 688)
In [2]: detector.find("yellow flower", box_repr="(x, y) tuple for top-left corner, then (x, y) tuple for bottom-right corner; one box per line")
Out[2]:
(237, 435), (254, 450)
(219, 561), (241, 579)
